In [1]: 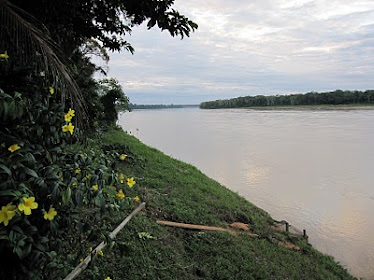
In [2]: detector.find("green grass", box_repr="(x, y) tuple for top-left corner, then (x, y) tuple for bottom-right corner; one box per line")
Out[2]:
(77, 128), (355, 280)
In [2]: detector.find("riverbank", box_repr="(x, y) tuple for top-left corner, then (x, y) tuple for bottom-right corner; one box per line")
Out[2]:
(201, 104), (374, 111)
(244, 104), (374, 111)
(76, 128), (355, 279)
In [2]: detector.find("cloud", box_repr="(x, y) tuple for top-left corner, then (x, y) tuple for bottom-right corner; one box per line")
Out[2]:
(97, 0), (374, 104)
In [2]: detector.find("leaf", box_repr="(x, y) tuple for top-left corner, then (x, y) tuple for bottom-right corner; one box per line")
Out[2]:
(37, 127), (43, 137)
(23, 167), (38, 178)
(0, 164), (11, 176)
(11, 225), (24, 234)
(20, 244), (32, 259)
(15, 247), (23, 258)
(51, 182), (60, 203)
(147, 18), (156, 29)
(62, 187), (72, 205)
(100, 196), (105, 212)
(0, 190), (19, 197)
(33, 242), (45, 252)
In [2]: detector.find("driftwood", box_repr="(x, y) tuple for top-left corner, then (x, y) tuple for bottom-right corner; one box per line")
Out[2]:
(64, 202), (146, 280)
(156, 220), (259, 237)
(273, 219), (308, 240)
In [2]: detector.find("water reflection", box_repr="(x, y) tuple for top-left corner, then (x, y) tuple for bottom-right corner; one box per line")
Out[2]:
(119, 108), (374, 279)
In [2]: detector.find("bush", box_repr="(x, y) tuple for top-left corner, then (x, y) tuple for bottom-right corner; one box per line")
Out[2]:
(0, 88), (137, 278)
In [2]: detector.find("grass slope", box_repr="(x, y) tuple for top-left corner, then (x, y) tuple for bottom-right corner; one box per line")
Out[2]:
(78, 128), (354, 280)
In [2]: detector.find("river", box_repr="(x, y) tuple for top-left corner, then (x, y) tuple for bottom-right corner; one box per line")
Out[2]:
(118, 107), (374, 279)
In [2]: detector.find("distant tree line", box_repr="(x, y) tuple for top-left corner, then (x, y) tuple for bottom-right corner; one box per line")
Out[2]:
(130, 104), (198, 109)
(200, 90), (374, 109)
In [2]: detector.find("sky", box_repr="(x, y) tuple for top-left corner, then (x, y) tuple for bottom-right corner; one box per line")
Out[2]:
(95, 0), (374, 105)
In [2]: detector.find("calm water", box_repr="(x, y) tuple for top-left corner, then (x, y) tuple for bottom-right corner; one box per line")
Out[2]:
(119, 108), (374, 279)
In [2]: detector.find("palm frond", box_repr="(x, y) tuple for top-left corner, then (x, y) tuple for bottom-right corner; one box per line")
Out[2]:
(0, 0), (88, 129)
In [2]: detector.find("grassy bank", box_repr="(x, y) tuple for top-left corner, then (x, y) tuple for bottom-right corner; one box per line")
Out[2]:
(77, 128), (354, 280)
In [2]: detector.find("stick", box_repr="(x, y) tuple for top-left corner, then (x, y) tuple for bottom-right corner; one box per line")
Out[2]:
(156, 220), (258, 237)
(64, 202), (146, 280)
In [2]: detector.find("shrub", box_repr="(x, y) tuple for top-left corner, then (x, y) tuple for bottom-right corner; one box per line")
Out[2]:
(0, 88), (136, 278)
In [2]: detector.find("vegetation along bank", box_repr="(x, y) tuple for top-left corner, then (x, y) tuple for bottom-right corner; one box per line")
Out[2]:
(200, 90), (374, 109)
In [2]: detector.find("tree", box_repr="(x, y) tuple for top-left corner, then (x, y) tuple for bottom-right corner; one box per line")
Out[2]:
(98, 78), (129, 126)
(0, 0), (198, 127)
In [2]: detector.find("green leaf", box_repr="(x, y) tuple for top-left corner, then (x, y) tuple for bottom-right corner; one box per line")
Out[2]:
(0, 190), (20, 197)
(37, 127), (43, 137)
(0, 164), (11, 176)
(23, 167), (38, 178)
(11, 225), (24, 234)
(20, 244), (32, 259)
(62, 187), (72, 205)
(15, 247), (23, 258)
(33, 242), (45, 252)
(51, 182), (60, 203)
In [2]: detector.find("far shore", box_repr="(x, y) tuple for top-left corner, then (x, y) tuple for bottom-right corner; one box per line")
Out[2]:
(225, 104), (374, 111)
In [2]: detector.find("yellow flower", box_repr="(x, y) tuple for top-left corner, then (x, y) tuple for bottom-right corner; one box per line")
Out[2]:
(49, 86), (55, 95)
(92, 184), (98, 191)
(98, 250), (104, 257)
(80, 258), (85, 264)
(0, 51), (9, 60)
(133, 196), (140, 202)
(0, 203), (16, 226)
(116, 189), (125, 200)
(105, 277), (112, 280)
(127, 177), (136, 188)
(72, 181), (78, 187)
(120, 154), (127, 160)
(18, 197), (38, 215)
(8, 144), (21, 153)
(89, 247), (93, 252)
(75, 168), (81, 174)
(44, 207), (57, 221)
(64, 113), (73, 122)
(67, 108), (75, 117)
(62, 122), (74, 135)
(86, 174), (92, 179)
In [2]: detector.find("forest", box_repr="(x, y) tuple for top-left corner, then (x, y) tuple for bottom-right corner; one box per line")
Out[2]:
(200, 90), (374, 109)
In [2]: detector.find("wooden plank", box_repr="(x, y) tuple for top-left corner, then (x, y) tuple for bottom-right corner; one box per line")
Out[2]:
(157, 220), (235, 234)
(64, 202), (146, 280)
(156, 220), (258, 237)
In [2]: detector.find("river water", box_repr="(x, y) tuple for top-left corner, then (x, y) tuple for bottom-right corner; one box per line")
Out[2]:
(118, 108), (374, 279)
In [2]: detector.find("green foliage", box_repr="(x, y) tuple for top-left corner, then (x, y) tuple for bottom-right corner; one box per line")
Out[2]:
(0, 1), (197, 278)
(98, 78), (130, 126)
(8, 0), (198, 54)
(0, 88), (137, 278)
(200, 90), (374, 109)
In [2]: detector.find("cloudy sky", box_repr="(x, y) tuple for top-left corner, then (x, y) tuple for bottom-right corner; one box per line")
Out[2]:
(96, 0), (374, 105)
